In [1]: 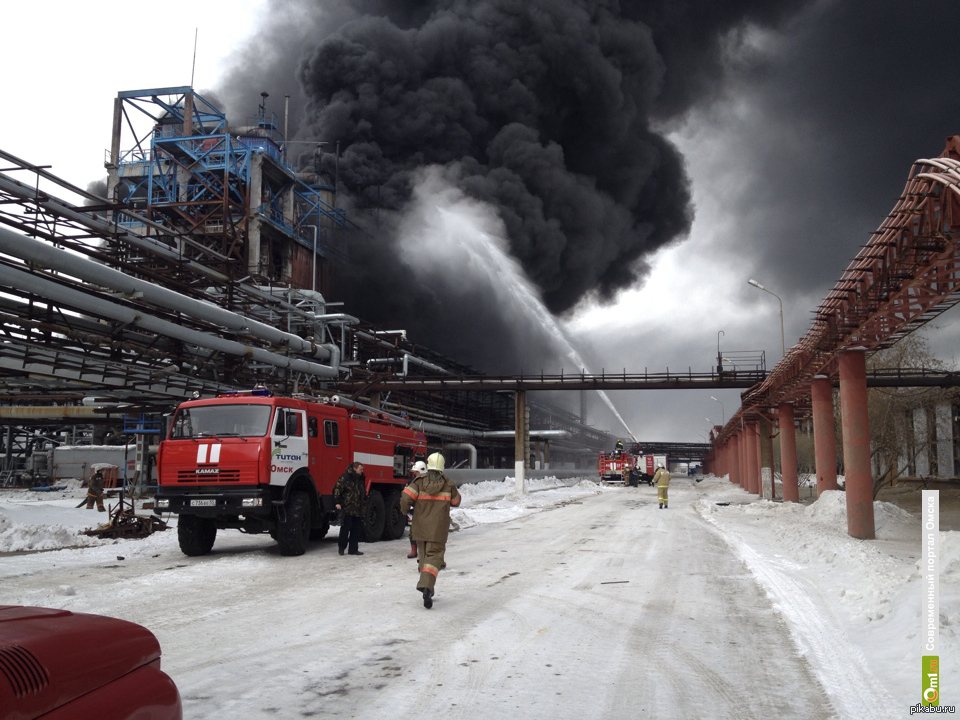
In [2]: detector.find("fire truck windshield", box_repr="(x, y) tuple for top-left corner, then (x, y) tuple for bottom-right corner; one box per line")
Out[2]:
(169, 404), (272, 439)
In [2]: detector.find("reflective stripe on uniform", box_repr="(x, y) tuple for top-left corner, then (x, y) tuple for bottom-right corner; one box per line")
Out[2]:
(402, 486), (419, 500)
(422, 564), (439, 577)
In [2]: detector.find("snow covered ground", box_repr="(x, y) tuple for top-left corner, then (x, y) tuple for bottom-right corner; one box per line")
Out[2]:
(0, 474), (955, 718)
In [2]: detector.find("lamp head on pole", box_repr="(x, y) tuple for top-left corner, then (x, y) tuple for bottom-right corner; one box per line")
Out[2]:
(747, 278), (765, 290)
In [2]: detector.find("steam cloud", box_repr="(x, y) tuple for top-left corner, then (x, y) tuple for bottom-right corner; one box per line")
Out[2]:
(221, 0), (812, 373)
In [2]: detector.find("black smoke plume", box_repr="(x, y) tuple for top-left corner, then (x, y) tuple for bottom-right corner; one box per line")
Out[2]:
(221, 0), (811, 373)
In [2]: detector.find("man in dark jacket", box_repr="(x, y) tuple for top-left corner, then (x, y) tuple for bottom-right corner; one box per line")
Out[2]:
(400, 452), (461, 609)
(333, 462), (366, 556)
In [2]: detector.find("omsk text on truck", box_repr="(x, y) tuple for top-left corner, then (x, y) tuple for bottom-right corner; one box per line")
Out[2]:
(154, 389), (426, 557)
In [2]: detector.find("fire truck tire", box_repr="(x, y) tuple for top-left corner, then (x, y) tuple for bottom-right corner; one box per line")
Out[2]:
(362, 489), (385, 542)
(178, 515), (217, 557)
(277, 491), (311, 556)
(383, 490), (407, 540)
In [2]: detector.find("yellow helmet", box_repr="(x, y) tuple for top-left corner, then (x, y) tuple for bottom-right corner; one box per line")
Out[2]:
(426, 452), (445, 471)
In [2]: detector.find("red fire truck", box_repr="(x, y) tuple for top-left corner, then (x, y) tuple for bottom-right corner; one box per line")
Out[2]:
(635, 453), (668, 485)
(598, 451), (668, 486)
(597, 451), (636, 484)
(154, 390), (426, 557)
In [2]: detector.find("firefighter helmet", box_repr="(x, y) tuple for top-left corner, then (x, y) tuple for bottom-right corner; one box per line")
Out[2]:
(426, 452), (445, 471)
(412, 460), (427, 475)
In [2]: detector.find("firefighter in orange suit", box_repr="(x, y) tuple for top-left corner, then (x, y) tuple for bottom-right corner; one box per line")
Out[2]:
(400, 452), (461, 609)
(654, 465), (670, 509)
(85, 469), (106, 512)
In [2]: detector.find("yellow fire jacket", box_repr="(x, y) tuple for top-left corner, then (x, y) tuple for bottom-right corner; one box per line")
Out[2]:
(653, 468), (671, 487)
(400, 470), (461, 543)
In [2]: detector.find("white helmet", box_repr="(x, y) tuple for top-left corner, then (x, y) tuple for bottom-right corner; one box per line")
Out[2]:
(426, 452), (445, 471)
(412, 460), (427, 475)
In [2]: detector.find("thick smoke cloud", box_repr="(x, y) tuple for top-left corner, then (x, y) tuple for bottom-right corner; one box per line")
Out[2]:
(704, 0), (960, 303)
(220, 0), (814, 374)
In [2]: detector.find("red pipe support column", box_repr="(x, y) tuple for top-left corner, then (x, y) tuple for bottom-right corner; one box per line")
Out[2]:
(737, 426), (750, 490)
(811, 376), (839, 495)
(759, 416), (774, 499)
(839, 349), (875, 539)
(730, 433), (741, 486)
(745, 422), (760, 495)
(778, 403), (799, 503)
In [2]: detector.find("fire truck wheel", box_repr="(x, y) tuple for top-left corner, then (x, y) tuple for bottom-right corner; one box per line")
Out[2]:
(277, 491), (311, 556)
(383, 490), (407, 541)
(362, 489), (385, 543)
(178, 515), (217, 557)
(309, 515), (330, 541)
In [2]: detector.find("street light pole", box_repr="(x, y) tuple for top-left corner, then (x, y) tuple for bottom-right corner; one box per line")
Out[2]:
(710, 396), (725, 424)
(747, 279), (785, 357)
(716, 329), (724, 375)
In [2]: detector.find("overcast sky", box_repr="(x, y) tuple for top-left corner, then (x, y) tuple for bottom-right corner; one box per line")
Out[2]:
(4, 0), (960, 443)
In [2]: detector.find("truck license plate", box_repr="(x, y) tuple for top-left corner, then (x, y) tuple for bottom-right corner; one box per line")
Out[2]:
(191, 499), (216, 507)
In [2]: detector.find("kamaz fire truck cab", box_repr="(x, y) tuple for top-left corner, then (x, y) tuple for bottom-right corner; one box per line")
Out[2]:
(155, 389), (426, 557)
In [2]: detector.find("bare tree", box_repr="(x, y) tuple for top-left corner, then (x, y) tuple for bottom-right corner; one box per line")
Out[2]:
(863, 333), (953, 497)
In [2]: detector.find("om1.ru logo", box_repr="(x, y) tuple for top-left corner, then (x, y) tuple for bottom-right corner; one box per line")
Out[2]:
(923, 656), (939, 706)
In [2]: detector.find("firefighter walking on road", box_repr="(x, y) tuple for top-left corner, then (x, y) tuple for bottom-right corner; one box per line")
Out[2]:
(654, 465), (671, 509)
(85, 469), (106, 512)
(400, 452), (461, 609)
(406, 460), (427, 559)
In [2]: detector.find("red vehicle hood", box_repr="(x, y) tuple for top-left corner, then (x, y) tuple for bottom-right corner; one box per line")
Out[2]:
(0, 605), (170, 719)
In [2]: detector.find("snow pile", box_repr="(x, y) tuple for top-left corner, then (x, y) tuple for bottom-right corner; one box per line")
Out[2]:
(0, 512), (100, 552)
(452, 475), (601, 529)
(0, 478), (121, 552)
(694, 475), (958, 709)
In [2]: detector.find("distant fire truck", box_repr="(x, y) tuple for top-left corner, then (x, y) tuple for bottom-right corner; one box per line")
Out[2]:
(635, 453), (668, 485)
(598, 451), (668, 486)
(154, 390), (426, 557)
(598, 451), (636, 484)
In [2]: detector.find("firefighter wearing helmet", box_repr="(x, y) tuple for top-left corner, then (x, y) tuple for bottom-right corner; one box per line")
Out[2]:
(653, 464), (671, 509)
(400, 452), (461, 609)
(406, 460), (427, 559)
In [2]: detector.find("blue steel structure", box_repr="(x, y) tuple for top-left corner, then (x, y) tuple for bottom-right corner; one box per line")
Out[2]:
(106, 86), (345, 291)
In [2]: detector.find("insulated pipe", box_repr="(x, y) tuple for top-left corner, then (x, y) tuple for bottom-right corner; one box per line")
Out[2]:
(0, 263), (338, 377)
(0, 226), (331, 362)
(324, 395), (411, 427)
(480, 429), (572, 439)
(366, 354), (453, 376)
(444, 442), (477, 469)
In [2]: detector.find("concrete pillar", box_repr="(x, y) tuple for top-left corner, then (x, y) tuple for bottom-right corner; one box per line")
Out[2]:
(811, 375), (839, 495)
(839, 349), (875, 539)
(514, 390), (526, 494)
(729, 435), (741, 485)
(778, 403), (800, 503)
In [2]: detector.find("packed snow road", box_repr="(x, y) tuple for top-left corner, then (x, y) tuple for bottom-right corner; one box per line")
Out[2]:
(1, 481), (846, 719)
